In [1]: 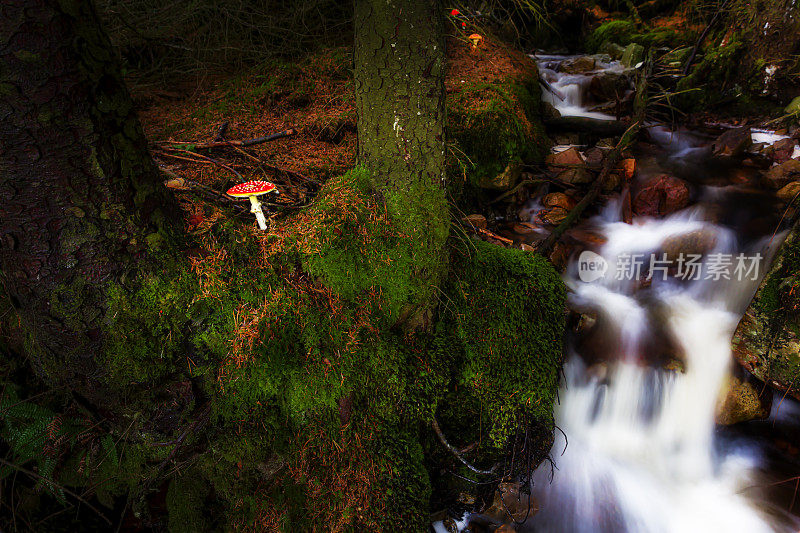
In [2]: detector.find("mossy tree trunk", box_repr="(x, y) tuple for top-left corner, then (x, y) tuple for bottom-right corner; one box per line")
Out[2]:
(354, 0), (449, 325)
(0, 0), (179, 402)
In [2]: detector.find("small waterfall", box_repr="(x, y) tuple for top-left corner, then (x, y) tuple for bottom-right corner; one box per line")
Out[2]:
(530, 204), (781, 531)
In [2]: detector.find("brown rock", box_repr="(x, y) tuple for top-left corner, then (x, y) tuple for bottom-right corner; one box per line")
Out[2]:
(764, 159), (800, 189)
(777, 181), (800, 202)
(546, 147), (585, 169)
(588, 71), (630, 102)
(520, 243), (535, 252)
(462, 214), (488, 229)
(556, 167), (593, 185)
(584, 147), (604, 168)
(660, 228), (718, 261)
(483, 482), (537, 524)
(711, 127), (752, 157)
(513, 222), (538, 234)
(541, 207), (569, 225)
(716, 375), (772, 425)
(543, 192), (576, 210)
(633, 174), (690, 216)
(557, 55), (596, 74)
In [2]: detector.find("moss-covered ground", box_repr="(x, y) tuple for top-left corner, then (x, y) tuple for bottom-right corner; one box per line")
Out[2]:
(0, 30), (565, 532)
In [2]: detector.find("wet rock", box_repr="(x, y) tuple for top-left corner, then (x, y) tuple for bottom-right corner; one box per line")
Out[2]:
(598, 41), (625, 60)
(732, 225), (800, 401)
(588, 71), (631, 103)
(543, 192), (576, 210)
(546, 146), (585, 168)
(483, 482), (537, 524)
(711, 127), (752, 158)
(564, 227), (607, 246)
(777, 181), (800, 202)
(584, 147), (605, 168)
(621, 43), (644, 68)
(542, 101), (561, 120)
(556, 167), (593, 185)
(763, 159), (800, 188)
(513, 222), (538, 234)
(771, 138), (796, 163)
(716, 375), (772, 425)
(541, 206), (570, 225)
(557, 55), (596, 74)
(465, 522), (488, 533)
(482, 161), (522, 190)
(463, 214), (488, 229)
(443, 517), (459, 533)
(660, 228), (718, 261)
(633, 174), (690, 216)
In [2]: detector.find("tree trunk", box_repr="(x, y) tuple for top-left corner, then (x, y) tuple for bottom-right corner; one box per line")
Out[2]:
(353, 0), (449, 324)
(0, 0), (179, 398)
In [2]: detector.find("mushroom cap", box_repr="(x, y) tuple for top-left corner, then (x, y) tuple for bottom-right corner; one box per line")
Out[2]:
(468, 33), (482, 42)
(226, 181), (277, 198)
(450, 8), (460, 16)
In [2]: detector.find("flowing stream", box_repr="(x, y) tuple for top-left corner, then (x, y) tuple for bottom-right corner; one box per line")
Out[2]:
(526, 54), (800, 533)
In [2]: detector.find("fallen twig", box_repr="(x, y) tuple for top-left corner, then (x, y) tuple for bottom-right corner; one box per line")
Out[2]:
(539, 76), (565, 101)
(432, 417), (498, 475)
(159, 128), (296, 151)
(458, 219), (514, 244)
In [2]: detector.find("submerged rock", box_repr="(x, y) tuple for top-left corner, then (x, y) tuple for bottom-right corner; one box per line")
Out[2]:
(660, 228), (718, 261)
(633, 174), (690, 216)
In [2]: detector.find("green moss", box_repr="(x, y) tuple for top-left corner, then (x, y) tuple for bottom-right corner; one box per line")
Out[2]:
(587, 19), (688, 53)
(436, 239), (565, 447)
(167, 472), (213, 533)
(447, 74), (548, 198)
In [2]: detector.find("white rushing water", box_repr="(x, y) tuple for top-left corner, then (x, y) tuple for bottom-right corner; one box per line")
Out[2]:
(530, 208), (783, 533)
(526, 54), (797, 533)
(535, 54), (626, 120)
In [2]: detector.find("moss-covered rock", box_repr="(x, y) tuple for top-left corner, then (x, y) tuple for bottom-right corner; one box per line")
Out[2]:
(445, 37), (549, 201)
(732, 223), (800, 399)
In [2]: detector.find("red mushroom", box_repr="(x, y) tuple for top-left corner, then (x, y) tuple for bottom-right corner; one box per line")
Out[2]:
(226, 180), (277, 230)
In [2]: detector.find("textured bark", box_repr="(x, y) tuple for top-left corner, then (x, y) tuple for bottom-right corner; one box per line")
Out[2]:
(353, 0), (449, 322)
(0, 1), (178, 394)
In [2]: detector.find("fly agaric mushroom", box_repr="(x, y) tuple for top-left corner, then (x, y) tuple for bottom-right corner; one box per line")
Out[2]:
(468, 33), (483, 51)
(226, 180), (277, 230)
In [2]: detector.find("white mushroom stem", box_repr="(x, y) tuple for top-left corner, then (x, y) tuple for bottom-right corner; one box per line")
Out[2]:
(248, 195), (268, 230)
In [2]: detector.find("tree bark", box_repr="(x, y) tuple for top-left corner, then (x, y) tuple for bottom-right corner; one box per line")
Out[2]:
(353, 0), (449, 323)
(0, 0), (179, 397)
